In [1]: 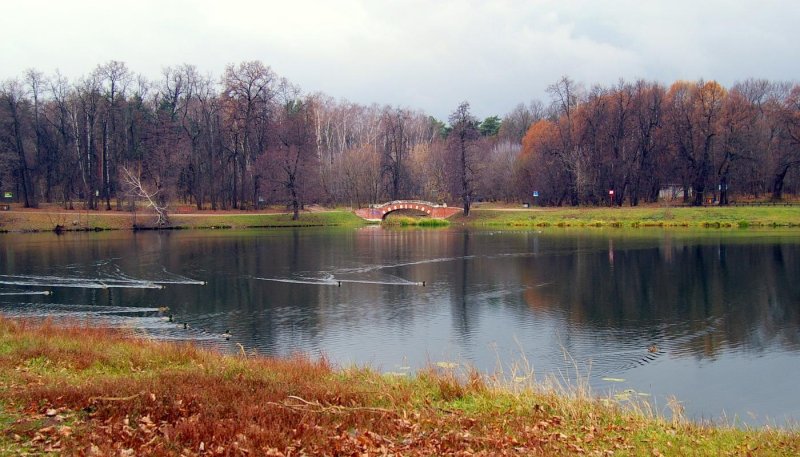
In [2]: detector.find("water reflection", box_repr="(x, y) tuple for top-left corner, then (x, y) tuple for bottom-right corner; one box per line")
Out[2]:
(1, 228), (800, 424)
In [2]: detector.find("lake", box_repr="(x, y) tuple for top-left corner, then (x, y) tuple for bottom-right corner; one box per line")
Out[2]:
(1, 227), (799, 426)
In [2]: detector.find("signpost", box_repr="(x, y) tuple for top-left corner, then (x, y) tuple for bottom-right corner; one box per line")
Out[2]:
(532, 190), (539, 207)
(609, 189), (615, 206)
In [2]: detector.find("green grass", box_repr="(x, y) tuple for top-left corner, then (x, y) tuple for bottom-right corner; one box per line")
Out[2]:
(382, 215), (450, 227)
(458, 206), (800, 229)
(0, 318), (797, 455)
(3, 204), (798, 233)
(0, 209), (366, 232)
(170, 210), (365, 229)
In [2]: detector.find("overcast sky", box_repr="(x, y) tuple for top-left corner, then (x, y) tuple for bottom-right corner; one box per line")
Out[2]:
(2, 0), (798, 119)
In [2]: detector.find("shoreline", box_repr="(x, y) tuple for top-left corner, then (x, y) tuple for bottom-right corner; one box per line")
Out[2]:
(1, 318), (797, 455)
(2, 204), (800, 233)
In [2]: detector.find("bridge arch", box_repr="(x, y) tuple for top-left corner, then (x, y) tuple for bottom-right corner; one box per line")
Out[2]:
(353, 200), (462, 221)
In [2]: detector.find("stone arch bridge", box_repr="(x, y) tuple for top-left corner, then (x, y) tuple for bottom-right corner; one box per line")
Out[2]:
(353, 200), (462, 221)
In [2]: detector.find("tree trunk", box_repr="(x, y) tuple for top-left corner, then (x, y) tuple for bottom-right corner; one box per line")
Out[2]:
(460, 134), (471, 216)
(102, 120), (111, 210)
(771, 165), (790, 201)
(719, 174), (729, 206)
(290, 179), (299, 220)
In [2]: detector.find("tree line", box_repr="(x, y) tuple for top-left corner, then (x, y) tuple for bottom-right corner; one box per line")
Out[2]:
(2, 61), (799, 218)
(519, 77), (800, 206)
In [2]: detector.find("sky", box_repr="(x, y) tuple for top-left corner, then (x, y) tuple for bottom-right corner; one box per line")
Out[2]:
(2, 0), (798, 120)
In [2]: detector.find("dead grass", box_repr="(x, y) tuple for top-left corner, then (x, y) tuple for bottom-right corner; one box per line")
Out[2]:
(0, 318), (798, 456)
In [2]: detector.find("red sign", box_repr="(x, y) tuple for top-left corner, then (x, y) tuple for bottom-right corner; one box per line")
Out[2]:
(609, 190), (614, 195)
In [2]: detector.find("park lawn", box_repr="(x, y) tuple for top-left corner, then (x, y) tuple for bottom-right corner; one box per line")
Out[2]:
(169, 211), (365, 229)
(0, 318), (798, 456)
(460, 205), (800, 229)
(0, 209), (364, 232)
(4, 204), (800, 233)
(0, 210), (134, 232)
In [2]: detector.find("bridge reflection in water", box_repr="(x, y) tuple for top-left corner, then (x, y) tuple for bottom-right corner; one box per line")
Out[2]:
(353, 200), (462, 221)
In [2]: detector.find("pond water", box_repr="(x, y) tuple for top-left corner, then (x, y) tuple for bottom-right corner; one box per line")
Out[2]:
(1, 227), (799, 426)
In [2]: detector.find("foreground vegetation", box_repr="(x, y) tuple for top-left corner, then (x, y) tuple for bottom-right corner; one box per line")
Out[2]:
(0, 318), (798, 456)
(460, 205), (800, 229)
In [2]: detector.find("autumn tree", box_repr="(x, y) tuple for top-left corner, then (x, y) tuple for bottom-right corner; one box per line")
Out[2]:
(518, 119), (566, 205)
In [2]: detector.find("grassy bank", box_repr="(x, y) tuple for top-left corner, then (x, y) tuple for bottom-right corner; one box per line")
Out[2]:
(0, 319), (797, 455)
(382, 215), (451, 227)
(3, 204), (800, 233)
(0, 207), (364, 233)
(459, 205), (800, 229)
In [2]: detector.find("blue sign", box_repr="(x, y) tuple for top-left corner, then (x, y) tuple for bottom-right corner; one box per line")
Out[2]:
(533, 191), (539, 197)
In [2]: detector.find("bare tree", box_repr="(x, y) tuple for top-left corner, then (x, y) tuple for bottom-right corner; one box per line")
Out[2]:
(96, 61), (131, 209)
(221, 60), (276, 209)
(547, 76), (583, 205)
(122, 166), (168, 226)
(447, 102), (481, 215)
(771, 83), (800, 200)
(499, 100), (545, 144)
(380, 107), (411, 200)
(269, 82), (318, 220)
(0, 79), (35, 207)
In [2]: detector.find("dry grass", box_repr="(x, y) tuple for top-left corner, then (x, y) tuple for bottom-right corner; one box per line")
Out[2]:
(1, 318), (798, 456)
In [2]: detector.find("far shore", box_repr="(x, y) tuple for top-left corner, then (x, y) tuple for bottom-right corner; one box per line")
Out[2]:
(1, 202), (799, 233)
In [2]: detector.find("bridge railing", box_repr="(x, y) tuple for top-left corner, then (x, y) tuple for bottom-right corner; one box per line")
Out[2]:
(370, 200), (447, 209)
